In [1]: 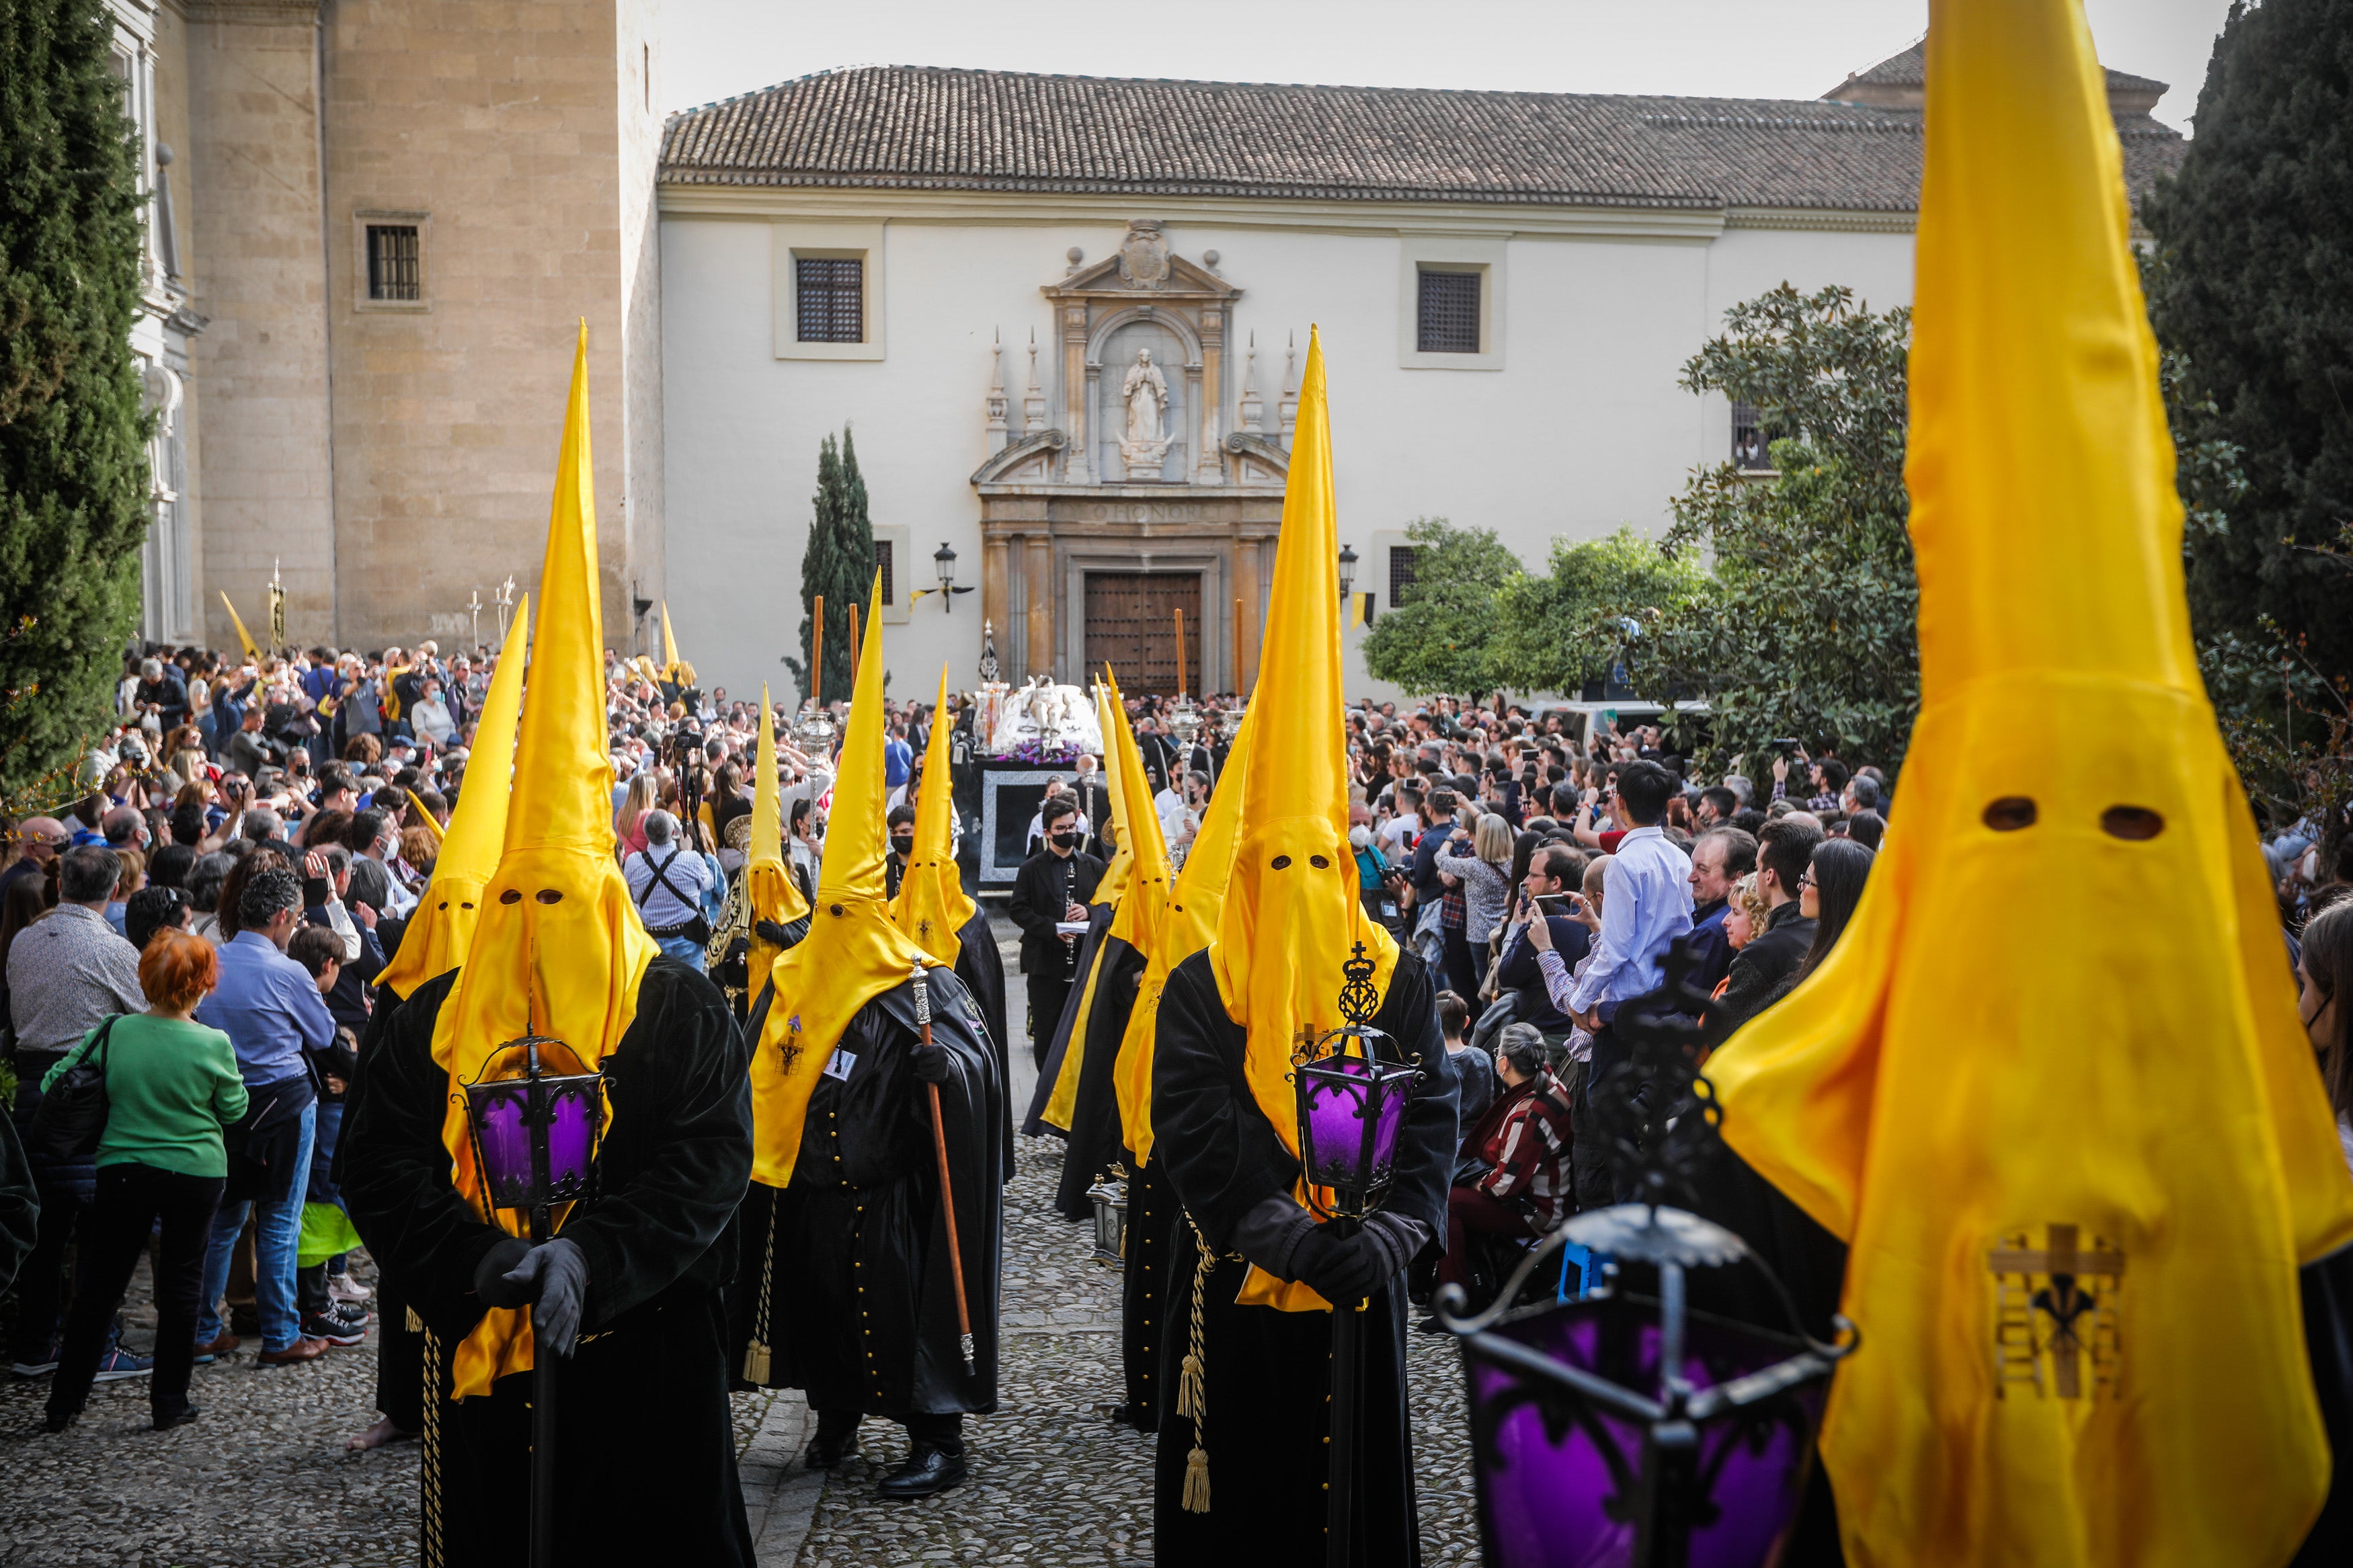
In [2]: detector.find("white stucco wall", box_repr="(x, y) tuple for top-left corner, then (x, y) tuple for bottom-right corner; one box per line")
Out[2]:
(660, 200), (1917, 702)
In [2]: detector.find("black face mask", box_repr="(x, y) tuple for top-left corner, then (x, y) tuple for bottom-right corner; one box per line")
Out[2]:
(1051, 831), (1080, 850)
(891, 835), (914, 857)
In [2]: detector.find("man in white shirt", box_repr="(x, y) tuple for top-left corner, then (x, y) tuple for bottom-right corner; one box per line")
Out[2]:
(1561, 759), (1693, 1210)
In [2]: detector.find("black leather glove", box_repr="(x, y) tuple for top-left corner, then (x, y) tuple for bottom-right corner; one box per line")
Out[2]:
(1291, 1223), (1383, 1307)
(913, 1040), (952, 1084)
(473, 1236), (532, 1307)
(754, 918), (801, 949)
(496, 1237), (590, 1357)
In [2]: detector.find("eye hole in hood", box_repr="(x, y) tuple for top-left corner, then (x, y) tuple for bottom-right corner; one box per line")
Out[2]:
(1983, 797), (2038, 831)
(2101, 805), (2164, 841)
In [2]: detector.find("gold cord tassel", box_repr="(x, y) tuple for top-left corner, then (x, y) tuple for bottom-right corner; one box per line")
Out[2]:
(421, 1326), (445, 1568)
(744, 1190), (781, 1384)
(1179, 1217), (1227, 1514)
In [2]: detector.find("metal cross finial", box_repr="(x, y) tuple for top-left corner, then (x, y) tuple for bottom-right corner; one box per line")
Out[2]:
(1338, 940), (1378, 1028)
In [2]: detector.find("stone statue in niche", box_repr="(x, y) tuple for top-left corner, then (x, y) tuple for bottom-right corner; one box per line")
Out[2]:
(1118, 347), (1172, 478)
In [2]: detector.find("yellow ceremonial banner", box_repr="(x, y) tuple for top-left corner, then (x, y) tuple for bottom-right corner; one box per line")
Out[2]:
(744, 685), (811, 989)
(431, 327), (657, 1397)
(220, 591), (261, 662)
(1207, 327), (1397, 1315)
(750, 572), (928, 1187)
(1704, 5), (2353, 1564)
(1115, 711), (1252, 1166)
(891, 667), (974, 968)
(377, 602), (524, 1001)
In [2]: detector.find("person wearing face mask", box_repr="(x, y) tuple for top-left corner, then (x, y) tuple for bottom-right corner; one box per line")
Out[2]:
(883, 803), (918, 899)
(1010, 800), (1106, 1070)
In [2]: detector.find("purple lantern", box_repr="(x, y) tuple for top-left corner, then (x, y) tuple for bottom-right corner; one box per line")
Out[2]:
(1441, 1204), (1854, 1568)
(460, 1033), (605, 1224)
(1291, 941), (1421, 1212)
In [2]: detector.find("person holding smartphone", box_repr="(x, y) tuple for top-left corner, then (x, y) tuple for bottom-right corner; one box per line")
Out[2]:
(1497, 843), (1593, 1054)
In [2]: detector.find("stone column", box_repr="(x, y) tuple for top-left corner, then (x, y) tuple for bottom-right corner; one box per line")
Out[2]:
(982, 534), (1010, 645)
(1197, 308), (1224, 483)
(1024, 536), (1055, 682)
(1229, 534), (1261, 694)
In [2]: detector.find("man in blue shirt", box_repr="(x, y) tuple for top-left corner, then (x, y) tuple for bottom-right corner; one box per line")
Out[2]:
(1564, 759), (1693, 1208)
(194, 866), (342, 1364)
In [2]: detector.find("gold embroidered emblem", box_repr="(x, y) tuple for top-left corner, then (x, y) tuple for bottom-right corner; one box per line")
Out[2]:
(1989, 1223), (2124, 1399)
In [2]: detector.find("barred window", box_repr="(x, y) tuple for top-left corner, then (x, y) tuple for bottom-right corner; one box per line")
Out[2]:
(1416, 270), (1481, 354)
(366, 224), (421, 302)
(1389, 546), (1421, 608)
(1730, 401), (1776, 470)
(873, 537), (895, 606)
(796, 257), (864, 343)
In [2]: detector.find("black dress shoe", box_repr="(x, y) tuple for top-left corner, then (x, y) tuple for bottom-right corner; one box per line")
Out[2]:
(877, 1444), (967, 1499)
(153, 1405), (202, 1431)
(803, 1432), (858, 1470)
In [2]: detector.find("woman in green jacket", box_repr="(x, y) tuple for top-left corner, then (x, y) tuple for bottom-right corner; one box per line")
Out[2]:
(42, 928), (248, 1432)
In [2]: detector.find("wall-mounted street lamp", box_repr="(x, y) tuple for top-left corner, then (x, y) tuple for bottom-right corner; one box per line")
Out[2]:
(933, 542), (976, 612)
(1338, 542), (1359, 602)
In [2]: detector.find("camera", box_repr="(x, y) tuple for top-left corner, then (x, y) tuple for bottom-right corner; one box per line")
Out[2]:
(1770, 738), (1803, 755)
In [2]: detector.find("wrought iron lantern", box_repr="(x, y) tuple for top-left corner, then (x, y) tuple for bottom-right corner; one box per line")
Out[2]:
(1086, 1166), (1128, 1270)
(1439, 1208), (1851, 1568)
(1437, 936), (1857, 1568)
(459, 1032), (604, 1222)
(1291, 942), (1419, 1214)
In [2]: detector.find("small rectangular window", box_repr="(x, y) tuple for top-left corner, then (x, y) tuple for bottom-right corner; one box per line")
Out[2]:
(873, 538), (895, 606)
(797, 257), (864, 343)
(366, 224), (422, 302)
(1389, 546), (1421, 608)
(1730, 401), (1776, 470)
(1416, 270), (1481, 354)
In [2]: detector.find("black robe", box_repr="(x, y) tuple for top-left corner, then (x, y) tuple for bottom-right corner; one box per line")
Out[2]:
(1051, 934), (1146, 1221)
(1150, 948), (1457, 1568)
(1023, 900), (1115, 1136)
(340, 959), (756, 1568)
(1119, 1149), (1178, 1432)
(735, 967), (1004, 1419)
(947, 907), (1014, 1184)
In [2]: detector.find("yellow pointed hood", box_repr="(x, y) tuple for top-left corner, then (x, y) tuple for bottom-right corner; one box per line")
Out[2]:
(1207, 328), (1397, 1313)
(1091, 682), (1134, 906)
(378, 595), (527, 1000)
(1041, 675), (1172, 1132)
(1103, 670), (1172, 957)
(1705, 5), (2353, 1563)
(892, 667), (974, 967)
(1116, 709), (1252, 1166)
(432, 326), (658, 1397)
(744, 685), (811, 985)
(659, 601), (694, 686)
(220, 591), (261, 663)
(403, 790), (446, 848)
(752, 571), (930, 1187)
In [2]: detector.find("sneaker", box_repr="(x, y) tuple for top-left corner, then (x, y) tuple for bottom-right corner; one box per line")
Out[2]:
(192, 1332), (239, 1366)
(91, 1344), (155, 1383)
(302, 1313), (367, 1348)
(10, 1343), (61, 1378)
(327, 1274), (372, 1306)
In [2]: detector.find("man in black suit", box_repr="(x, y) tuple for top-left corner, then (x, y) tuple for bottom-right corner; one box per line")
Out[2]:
(1494, 841), (1595, 1054)
(1718, 816), (1823, 1026)
(1008, 797), (1106, 1069)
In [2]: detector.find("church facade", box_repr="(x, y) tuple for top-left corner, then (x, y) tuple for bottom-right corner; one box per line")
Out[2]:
(656, 50), (2184, 699)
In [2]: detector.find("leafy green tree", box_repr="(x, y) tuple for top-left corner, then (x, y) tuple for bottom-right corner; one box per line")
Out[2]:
(2143, 0), (2353, 690)
(783, 425), (875, 710)
(1630, 286), (1921, 774)
(1488, 526), (1709, 696)
(1359, 517), (1521, 696)
(0, 0), (151, 794)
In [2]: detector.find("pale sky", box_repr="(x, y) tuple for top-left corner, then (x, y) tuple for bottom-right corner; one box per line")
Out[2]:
(661, 0), (2236, 128)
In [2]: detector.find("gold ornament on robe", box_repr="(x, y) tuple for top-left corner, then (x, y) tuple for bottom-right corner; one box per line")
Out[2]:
(1702, 5), (2353, 1563)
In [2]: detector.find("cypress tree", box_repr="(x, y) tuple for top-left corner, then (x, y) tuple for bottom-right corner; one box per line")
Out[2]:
(2144, 0), (2353, 684)
(787, 425), (875, 710)
(0, 0), (151, 794)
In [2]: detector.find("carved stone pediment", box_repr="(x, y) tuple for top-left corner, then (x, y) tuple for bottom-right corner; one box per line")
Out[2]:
(972, 428), (1065, 485)
(1047, 228), (1239, 304)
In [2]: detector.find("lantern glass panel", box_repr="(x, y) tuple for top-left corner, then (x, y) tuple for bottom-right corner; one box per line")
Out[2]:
(1464, 1294), (1827, 1568)
(465, 1073), (604, 1211)
(1299, 1055), (1413, 1194)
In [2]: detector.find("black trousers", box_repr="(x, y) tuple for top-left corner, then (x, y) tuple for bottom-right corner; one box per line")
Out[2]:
(1562, 1059), (1613, 1213)
(1028, 971), (1073, 1071)
(48, 1163), (225, 1423)
(815, 1405), (965, 1452)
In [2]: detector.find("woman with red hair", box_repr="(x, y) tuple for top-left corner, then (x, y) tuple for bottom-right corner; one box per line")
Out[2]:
(40, 930), (248, 1432)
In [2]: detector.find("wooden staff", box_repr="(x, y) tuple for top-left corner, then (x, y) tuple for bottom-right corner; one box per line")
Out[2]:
(810, 593), (825, 710)
(1174, 606), (1187, 697)
(848, 602), (861, 686)
(912, 960), (975, 1372)
(1233, 595), (1244, 696)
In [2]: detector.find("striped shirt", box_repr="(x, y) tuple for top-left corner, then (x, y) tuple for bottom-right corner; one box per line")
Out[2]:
(1476, 1071), (1576, 1229)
